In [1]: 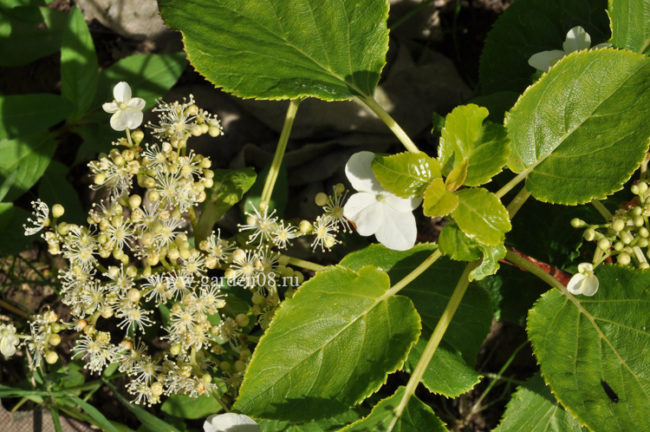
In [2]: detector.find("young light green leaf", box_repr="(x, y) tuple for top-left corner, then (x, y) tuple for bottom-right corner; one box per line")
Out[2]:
(527, 265), (650, 432)
(371, 152), (441, 198)
(158, 0), (389, 100)
(61, 7), (98, 119)
(160, 394), (223, 420)
(234, 265), (420, 421)
(422, 178), (458, 217)
(340, 244), (493, 396)
(438, 223), (481, 261)
(506, 49), (650, 204)
(608, 0), (650, 53)
(0, 133), (56, 201)
(494, 375), (584, 432)
(445, 157), (469, 191)
(469, 243), (506, 281)
(339, 387), (448, 431)
(438, 104), (509, 186)
(0, 94), (73, 139)
(452, 188), (511, 246)
(196, 167), (257, 241)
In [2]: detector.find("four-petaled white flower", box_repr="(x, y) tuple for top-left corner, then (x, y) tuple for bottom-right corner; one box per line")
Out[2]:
(567, 262), (599, 296)
(343, 151), (421, 251)
(102, 82), (146, 131)
(203, 413), (259, 432)
(528, 26), (610, 72)
(0, 324), (20, 357)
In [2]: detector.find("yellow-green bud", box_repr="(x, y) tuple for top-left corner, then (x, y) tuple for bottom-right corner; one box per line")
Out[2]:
(611, 219), (625, 232)
(235, 314), (250, 328)
(131, 129), (144, 145)
(52, 204), (64, 218)
(129, 194), (142, 208)
(299, 220), (312, 234)
(234, 360), (246, 372)
(597, 238), (611, 251)
(49, 334), (61, 346)
(315, 192), (328, 206)
(45, 351), (59, 365)
(618, 253), (631, 266)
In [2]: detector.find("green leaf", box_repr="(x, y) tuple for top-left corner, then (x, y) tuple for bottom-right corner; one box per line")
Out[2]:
(452, 188), (511, 246)
(158, 0), (389, 100)
(371, 152), (440, 198)
(0, 133), (56, 201)
(438, 104), (509, 186)
(506, 49), (650, 205)
(259, 409), (366, 432)
(340, 244), (493, 395)
(96, 53), (188, 111)
(494, 375), (584, 432)
(339, 386), (448, 431)
(61, 7), (98, 119)
(234, 265), (420, 421)
(0, 6), (67, 66)
(161, 394), (222, 420)
(65, 396), (121, 432)
(527, 265), (650, 432)
(196, 167), (257, 241)
(0, 202), (31, 253)
(608, 0), (650, 53)
(422, 178), (458, 217)
(479, 0), (609, 94)
(438, 223), (481, 261)
(38, 161), (84, 224)
(469, 243), (506, 282)
(0, 94), (73, 139)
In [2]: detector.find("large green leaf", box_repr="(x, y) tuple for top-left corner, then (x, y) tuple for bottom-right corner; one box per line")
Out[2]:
(259, 409), (366, 432)
(527, 265), (650, 432)
(0, 202), (31, 254)
(371, 152), (440, 198)
(452, 188), (511, 246)
(234, 265), (420, 421)
(0, 133), (56, 201)
(438, 104), (509, 186)
(160, 394), (222, 420)
(340, 244), (492, 396)
(339, 387), (448, 431)
(0, 94), (73, 139)
(158, 0), (389, 100)
(608, 0), (650, 53)
(506, 49), (650, 204)
(479, 0), (609, 94)
(61, 7), (98, 119)
(494, 375), (584, 432)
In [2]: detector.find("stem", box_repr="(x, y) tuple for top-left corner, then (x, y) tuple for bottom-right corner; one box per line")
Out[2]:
(388, 261), (477, 431)
(188, 207), (199, 235)
(125, 128), (133, 147)
(281, 255), (325, 272)
(591, 200), (612, 221)
(358, 94), (420, 154)
(260, 99), (301, 211)
(387, 250), (442, 296)
(506, 186), (531, 219)
(0, 299), (31, 319)
(505, 250), (565, 291)
(495, 170), (529, 199)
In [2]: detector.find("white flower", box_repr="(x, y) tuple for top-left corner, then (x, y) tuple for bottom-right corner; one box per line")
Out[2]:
(528, 26), (610, 72)
(23, 199), (49, 236)
(0, 324), (20, 357)
(343, 151), (421, 251)
(203, 413), (259, 432)
(102, 82), (146, 131)
(567, 263), (599, 296)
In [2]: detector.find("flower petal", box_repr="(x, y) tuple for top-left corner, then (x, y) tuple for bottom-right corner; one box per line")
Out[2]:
(563, 26), (591, 52)
(374, 204), (417, 251)
(113, 81), (132, 103)
(124, 109), (144, 129)
(384, 193), (422, 212)
(581, 275), (599, 296)
(110, 111), (129, 131)
(528, 50), (565, 71)
(567, 273), (586, 295)
(102, 101), (119, 113)
(345, 151), (382, 193)
(204, 413), (259, 432)
(127, 97), (146, 110)
(577, 262), (593, 273)
(344, 192), (382, 236)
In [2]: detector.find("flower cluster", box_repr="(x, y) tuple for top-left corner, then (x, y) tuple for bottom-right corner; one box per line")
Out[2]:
(528, 26), (610, 72)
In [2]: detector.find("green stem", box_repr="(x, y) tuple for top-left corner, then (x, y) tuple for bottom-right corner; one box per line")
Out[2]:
(495, 170), (529, 199)
(281, 255), (325, 272)
(387, 249), (441, 296)
(260, 99), (301, 211)
(591, 199), (612, 221)
(505, 250), (564, 291)
(506, 186), (531, 219)
(125, 128), (133, 147)
(388, 260), (477, 431)
(358, 94), (420, 154)
(188, 206), (199, 235)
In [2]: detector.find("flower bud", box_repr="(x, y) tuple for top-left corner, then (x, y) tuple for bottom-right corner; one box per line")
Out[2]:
(618, 253), (631, 266)
(597, 238), (611, 251)
(314, 192), (328, 207)
(235, 314), (250, 328)
(49, 334), (61, 346)
(52, 204), (65, 219)
(299, 220), (312, 234)
(611, 218), (625, 232)
(45, 351), (59, 365)
(570, 218), (586, 228)
(131, 129), (144, 145)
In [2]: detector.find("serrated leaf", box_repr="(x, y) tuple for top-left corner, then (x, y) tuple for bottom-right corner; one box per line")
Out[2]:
(494, 375), (584, 432)
(608, 0), (650, 53)
(0, 94), (73, 139)
(158, 0), (389, 100)
(371, 152), (440, 198)
(61, 7), (98, 119)
(340, 244), (493, 395)
(452, 188), (511, 246)
(160, 394), (223, 420)
(339, 386), (448, 431)
(527, 265), (650, 432)
(0, 133), (56, 201)
(438, 104), (509, 186)
(470, 243), (506, 282)
(259, 408), (366, 432)
(506, 49), (650, 205)
(479, 0), (609, 94)
(423, 178), (458, 217)
(234, 265), (420, 421)
(439, 223), (481, 261)
(196, 167), (257, 241)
